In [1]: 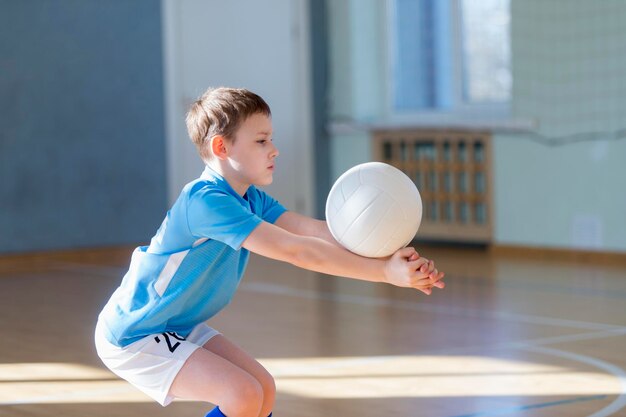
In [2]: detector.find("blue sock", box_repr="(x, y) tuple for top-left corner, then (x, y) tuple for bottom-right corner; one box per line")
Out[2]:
(204, 406), (272, 417)
(205, 406), (227, 417)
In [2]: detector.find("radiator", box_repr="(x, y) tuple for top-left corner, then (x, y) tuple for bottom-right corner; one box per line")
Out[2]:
(372, 129), (493, 243)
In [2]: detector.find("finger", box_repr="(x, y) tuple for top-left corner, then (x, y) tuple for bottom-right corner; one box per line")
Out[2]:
(433, 279), (445, 289)
(429, 268), (439, 281)
(430, 272), (445, 286)
(411, 275), (433, 287)
(408, 258), (428, 270)
(396, 247), (418, 260)
(418, 287), (432, 295)
(413, 271), (430, 280)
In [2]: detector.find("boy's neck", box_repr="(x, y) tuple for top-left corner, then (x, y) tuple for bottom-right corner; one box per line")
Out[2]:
(206, 162), (250, 197)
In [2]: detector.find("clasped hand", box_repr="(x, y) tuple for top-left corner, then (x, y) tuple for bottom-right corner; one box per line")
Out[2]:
(384, 247), (445, 295)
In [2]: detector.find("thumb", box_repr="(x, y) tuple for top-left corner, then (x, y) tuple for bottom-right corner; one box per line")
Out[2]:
(395, 246), (417, 260)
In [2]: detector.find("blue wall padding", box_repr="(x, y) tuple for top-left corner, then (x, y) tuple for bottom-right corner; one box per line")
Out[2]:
(0, 0), (167, 253)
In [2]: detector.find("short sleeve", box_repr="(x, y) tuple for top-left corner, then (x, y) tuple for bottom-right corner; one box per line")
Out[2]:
(248, 187), (287, 224)
(187, 189), (262, 250)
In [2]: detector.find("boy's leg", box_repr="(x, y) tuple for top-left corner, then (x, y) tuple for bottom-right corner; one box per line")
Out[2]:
(169, 346), (264, 417)
(202, 335), (276, 417)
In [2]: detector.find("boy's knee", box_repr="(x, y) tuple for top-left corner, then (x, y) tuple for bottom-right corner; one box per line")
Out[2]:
(223, 377), (264, 417)
(259, 371), (276, 398)
(258, 374), (276, 415)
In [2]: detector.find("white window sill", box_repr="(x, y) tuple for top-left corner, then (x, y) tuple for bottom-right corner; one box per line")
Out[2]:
(329, 112), (537, 136)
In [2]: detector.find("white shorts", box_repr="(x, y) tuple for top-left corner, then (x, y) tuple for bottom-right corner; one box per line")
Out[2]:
(94, 320), (220, 406)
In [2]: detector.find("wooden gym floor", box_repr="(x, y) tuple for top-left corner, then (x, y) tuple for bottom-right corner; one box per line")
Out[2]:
(0, 245), (625, 417)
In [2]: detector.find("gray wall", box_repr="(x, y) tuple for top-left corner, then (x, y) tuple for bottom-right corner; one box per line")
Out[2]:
(0, 1), (167, 253)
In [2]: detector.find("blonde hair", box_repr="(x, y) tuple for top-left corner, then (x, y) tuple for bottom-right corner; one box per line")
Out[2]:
(186, 87), (271, 161)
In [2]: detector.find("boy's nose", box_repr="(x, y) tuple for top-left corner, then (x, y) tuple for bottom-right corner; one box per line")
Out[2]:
(271, 144), (279, 158)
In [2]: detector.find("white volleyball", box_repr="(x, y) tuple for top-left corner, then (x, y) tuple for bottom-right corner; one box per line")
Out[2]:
(325, 162), (423, 258)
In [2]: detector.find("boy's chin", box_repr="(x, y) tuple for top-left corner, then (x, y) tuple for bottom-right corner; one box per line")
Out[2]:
(254, 176), (273, 187)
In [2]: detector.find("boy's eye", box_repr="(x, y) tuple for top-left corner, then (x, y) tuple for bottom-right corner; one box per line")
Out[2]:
(256, 139), (268, 144)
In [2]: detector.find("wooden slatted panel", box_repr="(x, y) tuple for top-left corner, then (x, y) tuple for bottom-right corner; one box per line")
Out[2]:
(373, 129), (493, 243)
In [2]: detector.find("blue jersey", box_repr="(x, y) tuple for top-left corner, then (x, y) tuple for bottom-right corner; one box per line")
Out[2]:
(98, 166), (287, 347)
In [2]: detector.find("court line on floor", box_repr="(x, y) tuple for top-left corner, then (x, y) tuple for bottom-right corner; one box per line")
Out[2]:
(448, 395), (607, 417)
(240, 281), (626, 360)
(51, 263), (626, 351)
(51, 262), (625, 333)
(522, 345), (626, 417)
(431, 328), (626, 357)
(241, 282), (625, 332)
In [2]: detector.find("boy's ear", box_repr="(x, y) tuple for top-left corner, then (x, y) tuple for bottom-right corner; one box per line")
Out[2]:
(210, 135), (228, 160)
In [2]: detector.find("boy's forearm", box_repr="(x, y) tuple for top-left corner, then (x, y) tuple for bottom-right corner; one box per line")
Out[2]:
(292, 235), (388, 283)
(313, 219), (343, 248)
(275, 213), (342, 247)
(245, 219), (390, 283)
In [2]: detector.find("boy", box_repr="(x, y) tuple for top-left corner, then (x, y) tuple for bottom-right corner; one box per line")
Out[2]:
(95, 87), (445, 417)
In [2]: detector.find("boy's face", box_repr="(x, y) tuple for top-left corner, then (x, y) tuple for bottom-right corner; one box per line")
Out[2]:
(225, 112), (279, 192)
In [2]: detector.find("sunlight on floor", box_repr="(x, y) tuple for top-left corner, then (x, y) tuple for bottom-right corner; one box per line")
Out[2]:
(0, 355), (620, 404)
(0, 363), (112, 382)
(0, 363), (149, 404)
(259, 355), (621, 399)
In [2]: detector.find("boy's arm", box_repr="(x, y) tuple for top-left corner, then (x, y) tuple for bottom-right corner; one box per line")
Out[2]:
(242, 221), (444, 294)
(274, 211), (340, 247)
(274, 214), (441, 277)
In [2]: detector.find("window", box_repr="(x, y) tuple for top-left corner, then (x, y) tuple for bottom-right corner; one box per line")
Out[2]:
(460, 0), (511, 103)
(388, 0), (511, 115)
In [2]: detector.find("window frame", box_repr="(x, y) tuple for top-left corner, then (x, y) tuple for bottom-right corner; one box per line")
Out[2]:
(384, 0), (511, 125)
